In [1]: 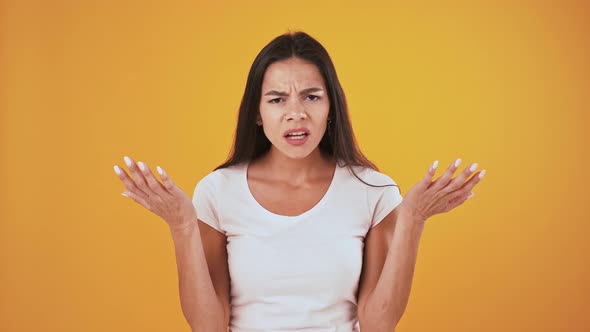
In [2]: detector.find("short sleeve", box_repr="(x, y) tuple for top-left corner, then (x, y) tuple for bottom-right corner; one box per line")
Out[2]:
(366, 169), (404, 229)
(192, 172), (223, 233)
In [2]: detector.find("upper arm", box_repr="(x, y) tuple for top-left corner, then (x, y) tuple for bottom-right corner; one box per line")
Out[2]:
(191, 172), (230, 325)
(357, 205), (400, 321)
(197, 219), (231, 327)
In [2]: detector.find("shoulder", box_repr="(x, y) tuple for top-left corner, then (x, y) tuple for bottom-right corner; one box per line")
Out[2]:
(195, 162), (246, 189)
(194, 163), (244, 194)
(365, 168), (398, 186)
(341, 163), (399, 188)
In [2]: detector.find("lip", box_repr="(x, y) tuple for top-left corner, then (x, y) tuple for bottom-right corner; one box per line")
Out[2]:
(284, 134), (309, 146)
(283, 127), (311, 137)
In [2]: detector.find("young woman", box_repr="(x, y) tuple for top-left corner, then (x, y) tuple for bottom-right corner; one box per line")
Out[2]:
(113, 31), (486, 332)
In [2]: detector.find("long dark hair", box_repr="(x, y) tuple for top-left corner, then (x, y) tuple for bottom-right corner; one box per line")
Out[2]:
(214, 31), (399, 191)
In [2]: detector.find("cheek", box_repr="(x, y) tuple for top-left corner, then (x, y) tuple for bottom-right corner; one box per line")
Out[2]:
(316, 107), (331, 126)
(258, 108), (282, 137)
(259, 108), (281, 124)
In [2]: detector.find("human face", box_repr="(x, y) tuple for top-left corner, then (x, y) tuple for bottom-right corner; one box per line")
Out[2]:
(257, 57), (330, 160)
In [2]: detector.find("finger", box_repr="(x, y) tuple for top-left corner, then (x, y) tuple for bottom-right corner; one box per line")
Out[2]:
(421, 160), (439, 188)
(113, 164), (149, 202)
(156, 165), (180, 194)
(443, 162), (479, 193)
(123, 155), (150, 196)
(447, 191), (473, 210)
(430, 158), (462, 192)
(137, 161), (173, 200)
(459, 169), (487, 193)
(121, 190), (152, 211)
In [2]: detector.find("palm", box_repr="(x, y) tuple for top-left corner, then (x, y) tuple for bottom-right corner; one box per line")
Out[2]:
(400, 159), (486, 223)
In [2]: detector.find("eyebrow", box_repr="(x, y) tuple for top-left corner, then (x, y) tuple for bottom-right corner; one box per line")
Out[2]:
(263, 87), (324, 97)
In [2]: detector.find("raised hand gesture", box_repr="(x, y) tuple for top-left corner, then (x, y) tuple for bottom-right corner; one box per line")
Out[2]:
(400, 158), (486, 225)
(113, 156), (197, 232)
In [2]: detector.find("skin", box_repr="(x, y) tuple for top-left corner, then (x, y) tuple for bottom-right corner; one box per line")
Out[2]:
(112, 58), (487, 224)
(112, 56), (487, 331)
(358, 159), (486, 330)
(250, 57), (334, 189)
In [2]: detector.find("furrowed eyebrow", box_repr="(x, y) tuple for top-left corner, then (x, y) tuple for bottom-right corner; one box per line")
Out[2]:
(263, 87), (324, 97)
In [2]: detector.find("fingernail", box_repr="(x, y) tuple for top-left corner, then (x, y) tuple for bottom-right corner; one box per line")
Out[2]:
(121, 192), (129, 197)
(114, 165), (122, 175)
(469, 163), (478, 172)
(468, 192), (475, 198)
(431, 160), (439, 170)
(124, 156), (132, 167)
(478, 169), (486, 179)
(156, 166), (164, 176)
(454, 158), (462, 167)
(138, 161), (146, 171)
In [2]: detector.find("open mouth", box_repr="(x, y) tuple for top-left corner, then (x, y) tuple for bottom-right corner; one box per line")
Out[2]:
(284, 132), (309, 139)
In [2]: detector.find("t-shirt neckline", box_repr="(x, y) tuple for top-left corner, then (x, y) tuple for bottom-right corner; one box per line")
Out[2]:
(242, 160), (340, 221)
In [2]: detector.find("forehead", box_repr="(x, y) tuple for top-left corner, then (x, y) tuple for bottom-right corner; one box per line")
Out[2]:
(261, 58), (325, 89)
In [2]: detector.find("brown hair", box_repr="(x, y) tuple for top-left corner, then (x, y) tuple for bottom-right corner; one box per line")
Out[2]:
(214, 31), (399, 191)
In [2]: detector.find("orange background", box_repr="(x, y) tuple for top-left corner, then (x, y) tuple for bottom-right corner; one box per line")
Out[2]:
(1, 0), (589, 331)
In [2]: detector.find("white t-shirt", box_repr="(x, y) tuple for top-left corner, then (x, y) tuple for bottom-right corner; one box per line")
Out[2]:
(192, 160), (403, 332)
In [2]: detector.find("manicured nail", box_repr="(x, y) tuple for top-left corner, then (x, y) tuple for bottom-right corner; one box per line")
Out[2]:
(156, 166), (164, 176)
(114, 165), (122, 175)
(124, 156), (132, 167)
(469, 163), (478, 172)
(467, 192), (475, 199)
(121, 192), (129, 197)
(454, 158), (462, 167)
(478, 169), (486, 179)
(138, 161), (146, 171)
(431, 160), (439, 170)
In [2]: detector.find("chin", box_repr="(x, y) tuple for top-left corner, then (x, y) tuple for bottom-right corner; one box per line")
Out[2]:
(272, 141), (320, 160)
(279, 149), (315, 160)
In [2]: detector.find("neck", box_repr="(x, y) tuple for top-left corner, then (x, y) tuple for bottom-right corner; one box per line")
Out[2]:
(260, 147), (334, 185)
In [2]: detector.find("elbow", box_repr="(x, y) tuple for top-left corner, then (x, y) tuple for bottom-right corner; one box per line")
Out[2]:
(189, 318), (228, 332)
(187, 307), (229, 332)
(191, 326), (227, 332)
(219, 297), (231, 330)
(358, 321), (398, 332)
(186, 298), (229, 332)
(358, 319), (398, 332)
(221, 304), (231, 330)
(358, 305), (402, 332)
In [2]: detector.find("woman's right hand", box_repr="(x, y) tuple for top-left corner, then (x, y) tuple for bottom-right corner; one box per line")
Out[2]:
(113, 155), (197, 233)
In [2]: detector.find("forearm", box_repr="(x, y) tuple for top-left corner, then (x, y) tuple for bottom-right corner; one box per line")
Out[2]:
(170, 222), (227, 331)
(363, 211), (425, 330)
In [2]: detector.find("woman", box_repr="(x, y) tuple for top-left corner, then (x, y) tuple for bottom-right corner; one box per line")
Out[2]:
(113, 31), (486, 332)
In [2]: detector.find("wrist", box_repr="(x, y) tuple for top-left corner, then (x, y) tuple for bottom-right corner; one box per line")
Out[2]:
(169, 219), (197, 237)
(399, 206), (428, 226)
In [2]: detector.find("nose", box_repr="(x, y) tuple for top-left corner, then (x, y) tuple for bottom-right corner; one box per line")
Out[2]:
(284, 100), (308, 121)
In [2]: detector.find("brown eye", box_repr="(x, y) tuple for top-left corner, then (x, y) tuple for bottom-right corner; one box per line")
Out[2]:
(269, 98), (282, 104)
(307, 95), (320, 101)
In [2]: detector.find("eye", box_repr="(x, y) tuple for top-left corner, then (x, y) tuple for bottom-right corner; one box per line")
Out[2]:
(307, 95), (320, 101)
(268, 98), (283, 104)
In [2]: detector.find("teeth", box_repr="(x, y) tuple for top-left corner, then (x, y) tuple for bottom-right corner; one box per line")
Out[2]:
(286, 132), (307, 139)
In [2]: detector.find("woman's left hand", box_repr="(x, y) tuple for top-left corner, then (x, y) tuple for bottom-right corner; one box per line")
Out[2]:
(399, 158), (486, 225)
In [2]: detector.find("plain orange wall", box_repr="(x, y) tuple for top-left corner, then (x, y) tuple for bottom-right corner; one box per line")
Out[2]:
(1, 0), (589, 331)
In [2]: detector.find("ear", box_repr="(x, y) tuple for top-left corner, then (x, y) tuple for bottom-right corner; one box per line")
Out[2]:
(256, 114), (262, 126)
